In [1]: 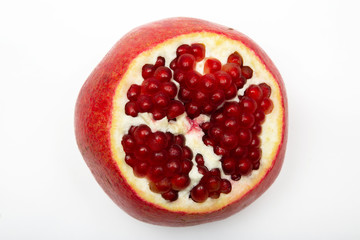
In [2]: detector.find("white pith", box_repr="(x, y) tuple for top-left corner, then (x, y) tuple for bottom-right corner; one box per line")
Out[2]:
(110, 32), (284, 212)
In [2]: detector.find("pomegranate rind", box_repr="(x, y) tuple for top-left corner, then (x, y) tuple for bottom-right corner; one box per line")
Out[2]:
(75, 17), (287, 226)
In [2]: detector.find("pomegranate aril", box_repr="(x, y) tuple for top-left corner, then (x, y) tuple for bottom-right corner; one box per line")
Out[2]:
(121, 134), (136, 153)
(165, 159), (181, 176)
(232, 146), (248, 158)
(127, 84), (141, 101)
(167, 100), (185, 119)
(149, 177), (171, 194)
(168, 144), (183, 161)
(148, 166), (166, 182)
(239, 96), (258, 113)
(161, 82), (177, 98)
(134, 145), (151, 160)
(193, 91), (208, 103)
(170, 58), (177, 70)
(171, 174), (190, 190)
(249, 135), (261, 148)
(202, 135), (215, 146)
(251, 124), (262, 136)
(234, 76), (247, 89)
(252, 161), (260, 170)
(224, 83), (238, 100)
(150, 150), (167, 165)
(259, 83), (272, 98)
(154, 56), (165, 68)
(254, 110), (266, 124)
(201, 73), (217, 93)
(136, 95), (153, 112)
(142, 64), (155, 79)
(181, 159), (193, 174)
(190, 184), (209, 203)
(185, 71), (201, 90)
(260, 98), (274, 114)
(205, 175), (221, 192)
(204, 58), (221, 74)
(151, 108), (166, 120)
(153, 66), (172, 82)
(223, 102), (241, 117)
(148, 131), (167, 152)
(152, 92), (170, 108)
(203, 103), (216, 114)
(177, 53), (196, 71)
(220, 132), (238, 150)
(185, 102), (201, 118)
(211, 110), (225, 124)
(222, 63), (241, 79)
(142, 78), (161, 94)
(125, 102), (139, 117)
(239, 112), (255, 128)
(165, 132), (174, 145)
(220, 179), (232, 194)
(209, 191), (220, 199)
(245, 84), (263, 102)
(124, 154), (137, 167)
(191, 43), (205, 61)
(198, 165), (209, 175)
(214, 71), (232, 89)
(176, 44), (193, 57)
(241, 66), (253, 79)
(162, 190), (178, 202)
(214, 146), (228, 156)
(209, 126), (223, 141)
(182, 146), (193, 160)
(221, 157), (236, 175)
(231, 174), (241, 181)
(209, 168), (221, 177)
(195, 154), (205, 166)
(173, 69), (186, 84)
(210, 90), (225, 106)
(237, 158), (253, 175)
(227, 51), (243, 66)
(173, 135), (185, 146)
(238, 128), (252, 146)
(133, 124), (152, 144)
(178, 87), (192, 103)
(248, 148), (262, 162)
(133, 161), (149, 178)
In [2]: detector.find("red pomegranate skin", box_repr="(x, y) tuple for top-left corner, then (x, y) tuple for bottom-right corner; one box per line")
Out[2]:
(75, 17), (288, 226)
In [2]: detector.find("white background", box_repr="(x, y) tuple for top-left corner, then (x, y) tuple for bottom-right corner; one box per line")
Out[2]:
(1, 0), (359, 239)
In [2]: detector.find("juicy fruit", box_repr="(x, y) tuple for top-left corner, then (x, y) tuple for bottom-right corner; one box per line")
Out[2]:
(75, 17), (287, 226)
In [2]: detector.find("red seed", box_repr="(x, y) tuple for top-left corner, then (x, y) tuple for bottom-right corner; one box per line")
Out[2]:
(259, 83), (272, 98)
(197, 165), (209, 175)
(133, 161), (149, 178)
(151, 108), (166, 120)
(134, 145), (151, 160)
(248, 148), (262, 162)
(211, 110), (225, 124)
(224, 118), (240, 131)
(251, 124), (262, 136)
(203, 103), (216, 114)
(182, 146), (193, 160)
(223, 102), (241, 117)
(185, 71), (202, 90)
(241, 66), (253, 79)
(234, 76), (247, 89)
(154, 56), (165, 68)
(221, 157), (236, 175)
(181, 159), (193, 174)
(193, 90), (208, 104)
(245, 84), (263, 102)
(171, 174), (190, 190)
(210, 89), (225, 106)
(201, 122), (212, 131)
(177, 53), (196, 71)
(209, 126), (223, 141)
(190, 184), (209, 203)
(209, 168), (221, 177)
(239, 112), (255, 128)
(152, 92), (170, 108)
(201, 73), (217, 93)
(231, 174), (241, 181)
(249, 135), (261, 148)
(176, 44), (193, 57)
(161, 82), (177, 98)
(136, 95), (153, 112)
(202, 135), (215, 146)
(153, 66), (172, 82)
(178, 87), (192, 102)
(149, 177), (171, 194)
(214, 71), (232, 89)
(214, 146), (228, 156)
(232, 146), (248, 158)
(124, 154), (137, 167)
(237, 158), (253, 175)
(209, 191), (220, 199)
(168, 144), (183, 160)
(121, 134), (136, 153)
(142, 64), (155, 79)
(238, 128), (252, 146)
(127, 84), (141, 101)
(142, 78), (161, 94)
(165, 159), (181, 176)
(260, 98), (274, 114)
(220, 132), (238, 150)
(222, 63), (241, 80)
(125, 102), (139, 117)
(170, 58), (177, 70)
(227, 51), (243, 66)
(162, 189), (178, 201)
(254, 110), (266, 124)
(195, 154), (205, 166)
(133, 124), (152, 144)
(205, 175), (221, 192)
(149, 150), (167, 165)
(239, 96), (258, 113)
(224, 83), (238, 100)
(167, 100), (185, 119)
(173, 69), (186, 84)
(185, 102), (201, 119)
(191, 43), (206, 61)
(204, 58), (221, 74)
(148, 165), (165, 182)
(220, 179), (232, 194)
(148, 131), (167, 152)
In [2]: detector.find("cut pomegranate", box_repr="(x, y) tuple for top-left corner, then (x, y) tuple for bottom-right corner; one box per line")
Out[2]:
(76, 17), (287, 226)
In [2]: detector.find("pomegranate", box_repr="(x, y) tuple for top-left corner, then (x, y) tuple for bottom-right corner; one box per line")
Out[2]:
(75, 17), (288, 226)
